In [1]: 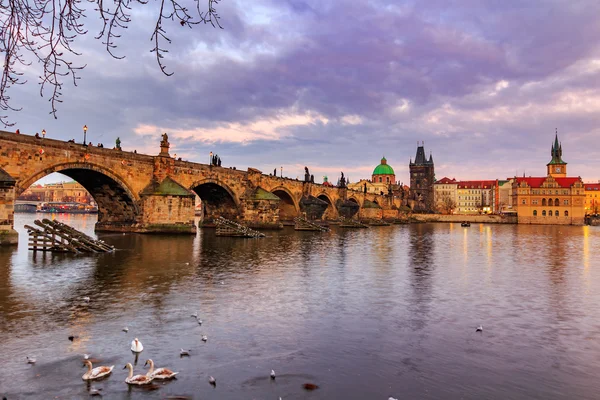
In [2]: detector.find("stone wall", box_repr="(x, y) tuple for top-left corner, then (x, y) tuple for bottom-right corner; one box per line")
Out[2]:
(412, 214), (517, 224)
(382, 209), (399, 220)
(140, 194), (196, 233)
(518, 215), (584, 226)
(0, 185), (17, 245)
(241, 198), (282, 229)
(361, 207), (383, 220)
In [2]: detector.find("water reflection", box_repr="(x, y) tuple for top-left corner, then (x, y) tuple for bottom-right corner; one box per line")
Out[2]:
(2, 214), (600, 399)
(407, 224), (435, 333)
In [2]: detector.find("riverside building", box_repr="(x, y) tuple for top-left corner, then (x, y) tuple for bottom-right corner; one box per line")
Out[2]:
(512, 133), (585, 225)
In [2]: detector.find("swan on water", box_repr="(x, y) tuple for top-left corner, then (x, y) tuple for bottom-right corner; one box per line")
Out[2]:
(209, 376), (216, 385)
(144, 359), (178, 379)
(271, 369), (276, 379)
(26, 356), (36, 364)
(180, 349), (190, 356)
(131, 338), (144, 352)
(82, 360), (114, 381)
(476, 325), (483, 332)
(123, 363), (154, 385)
(201, 335), (208, 342)
(122, 327), (129, 333)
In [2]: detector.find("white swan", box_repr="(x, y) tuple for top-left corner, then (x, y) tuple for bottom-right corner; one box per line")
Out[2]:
(131, 338), (144, 352)
(201, 335), (208, 342)
(180, 348), (190, 356)
(209, 376), (216, 385)
(82, 360), (114, 380)
(270, 369), (276, 379)
(124, 363), (154, 385)
(26, 356), (36, 364)
(476, 325), (483, 332)
(144, 359), (178, 379)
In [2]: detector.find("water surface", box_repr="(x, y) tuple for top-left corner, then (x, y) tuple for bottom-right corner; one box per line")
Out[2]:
(1, 214), (600, 399)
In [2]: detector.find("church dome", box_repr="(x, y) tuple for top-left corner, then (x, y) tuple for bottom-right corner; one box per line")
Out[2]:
(372, 157), (395, 175)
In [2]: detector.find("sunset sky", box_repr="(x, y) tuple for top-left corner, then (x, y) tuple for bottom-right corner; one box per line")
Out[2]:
(6, 0), (600, 185)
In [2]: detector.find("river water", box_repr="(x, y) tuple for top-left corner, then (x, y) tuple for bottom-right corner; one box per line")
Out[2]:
(1, 214), (600, 399)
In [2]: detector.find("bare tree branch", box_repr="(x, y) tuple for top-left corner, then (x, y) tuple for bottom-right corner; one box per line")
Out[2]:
(0, 0), (222, 126)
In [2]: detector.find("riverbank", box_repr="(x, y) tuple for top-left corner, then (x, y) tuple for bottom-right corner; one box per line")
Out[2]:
(409, 213), (518, 224)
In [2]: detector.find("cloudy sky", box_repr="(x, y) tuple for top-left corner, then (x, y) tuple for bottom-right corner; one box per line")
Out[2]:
(6, 0), (600, 185)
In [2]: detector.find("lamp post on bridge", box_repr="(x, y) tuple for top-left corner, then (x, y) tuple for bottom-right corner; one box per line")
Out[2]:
(209, 151), (213, 165)
(280, 166), (283, 178)
(42, 129), (46, 139)
(83, 125), (88, 146)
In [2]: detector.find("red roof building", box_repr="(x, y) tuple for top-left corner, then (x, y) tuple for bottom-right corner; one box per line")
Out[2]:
(512, 132), (585, 225)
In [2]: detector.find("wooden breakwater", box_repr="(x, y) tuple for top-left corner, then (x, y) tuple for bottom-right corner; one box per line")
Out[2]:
(25, 219), (114, 253)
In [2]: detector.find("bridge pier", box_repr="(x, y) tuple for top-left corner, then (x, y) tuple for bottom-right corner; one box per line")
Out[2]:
(0, 169), (18, 245)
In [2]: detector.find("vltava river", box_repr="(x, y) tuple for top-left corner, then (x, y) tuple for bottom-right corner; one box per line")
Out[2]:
(1, 214), (600, 399)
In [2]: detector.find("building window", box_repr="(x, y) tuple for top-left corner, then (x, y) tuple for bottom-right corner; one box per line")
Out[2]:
(563, 199), (569, 205)
(522, 199), (526, 204)
(379, 177), (382, 183)
(533, 199), (538, 205)
(386, 177), (390, 183)
(554, 198), (559, 206)
(533, 210), (537, 216)
(542, 210), (546, 216)
(542, 198), (547, 206)
(549, 210), (553, 216)
(565, 210), (569, 217)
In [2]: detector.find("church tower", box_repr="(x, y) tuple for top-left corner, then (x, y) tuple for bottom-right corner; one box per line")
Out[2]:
(547, 131), (567, 178)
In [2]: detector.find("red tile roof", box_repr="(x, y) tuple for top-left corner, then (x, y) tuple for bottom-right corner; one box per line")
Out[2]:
(434, 177), (457, 184)
(515, 176), (581, 188)
(584, 183), (600, 191)
(555, 177), (582, 188)
(456, 180), (496, 189)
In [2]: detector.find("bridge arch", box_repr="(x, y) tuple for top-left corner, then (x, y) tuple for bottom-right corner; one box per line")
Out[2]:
(317, 192), (337, 220)
(17, 162), (140, 230)
(189, 178), (240, 222)
(347, 196), (362, 207)
(271, 187), (299, 222)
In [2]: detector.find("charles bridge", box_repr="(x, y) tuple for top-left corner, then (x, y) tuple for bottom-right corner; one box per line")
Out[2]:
(0, 130), (402, 244)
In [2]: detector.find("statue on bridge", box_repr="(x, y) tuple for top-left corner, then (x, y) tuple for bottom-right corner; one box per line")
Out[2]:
(158, 133), (170, 156)
(161, 133), (170, 148)
(115, 137), (121, 150)
(364, 182), (367, 194)
(339, 172), (346, 188)
(304, 166), (310, 182)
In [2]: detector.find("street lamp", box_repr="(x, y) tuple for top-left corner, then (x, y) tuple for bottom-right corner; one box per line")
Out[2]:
(209, 151), (213, 165)
(280, 166), (283, 178)
(42, 129), (46, 138)
(83, 125), (88, 146)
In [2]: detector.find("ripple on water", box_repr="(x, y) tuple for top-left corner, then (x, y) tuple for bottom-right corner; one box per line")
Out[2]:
(2, 215), (600, 399)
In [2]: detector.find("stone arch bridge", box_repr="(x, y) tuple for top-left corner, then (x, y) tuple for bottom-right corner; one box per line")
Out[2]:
(0, 131), (401, 244)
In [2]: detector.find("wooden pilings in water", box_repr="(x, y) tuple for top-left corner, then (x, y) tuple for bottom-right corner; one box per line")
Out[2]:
(338, 217), (369, 229)
(294, 216), (330, 232)
(215, 217), (266, 238)
(25, 219), (115, 253)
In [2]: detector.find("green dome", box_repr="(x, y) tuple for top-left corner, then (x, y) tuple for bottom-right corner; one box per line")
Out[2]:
(372, 157), (395, 175)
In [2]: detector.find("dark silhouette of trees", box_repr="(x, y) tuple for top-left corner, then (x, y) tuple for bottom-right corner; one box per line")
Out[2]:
(0, 0), (222, 126)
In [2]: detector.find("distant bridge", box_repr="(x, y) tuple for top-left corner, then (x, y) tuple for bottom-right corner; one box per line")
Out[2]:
(0, 130), (401, 244)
